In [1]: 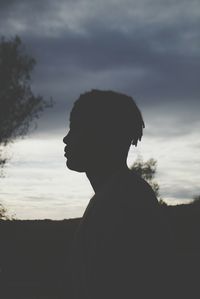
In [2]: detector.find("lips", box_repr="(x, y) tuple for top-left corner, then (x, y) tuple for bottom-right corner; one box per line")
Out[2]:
(64, 146), (68, 157)
(64, 150), (68, 156)
(64, 146), (73, 158)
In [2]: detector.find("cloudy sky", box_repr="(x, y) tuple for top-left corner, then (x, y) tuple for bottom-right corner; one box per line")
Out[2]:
(0, 0), (200, 219)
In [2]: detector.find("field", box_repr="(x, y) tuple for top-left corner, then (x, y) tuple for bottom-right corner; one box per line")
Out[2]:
(1, 205), (200, 298)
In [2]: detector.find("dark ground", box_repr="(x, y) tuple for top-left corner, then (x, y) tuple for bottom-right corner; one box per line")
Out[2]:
(0, 205), (200, 298)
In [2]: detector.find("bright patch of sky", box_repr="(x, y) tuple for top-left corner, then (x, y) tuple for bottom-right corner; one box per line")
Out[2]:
(1, 124), (199, 219)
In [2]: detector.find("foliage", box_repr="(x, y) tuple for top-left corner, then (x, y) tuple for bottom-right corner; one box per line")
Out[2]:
(191, 195), (200, 206)
(131, 158), (159, 196)
(130, 157), (167, 205)
(0, 35), (53, 167)
(131, 158), (157, 181)
(0, 202), (13, 220)
(0, 148), (7, 169)
(159, 198), (168, 206)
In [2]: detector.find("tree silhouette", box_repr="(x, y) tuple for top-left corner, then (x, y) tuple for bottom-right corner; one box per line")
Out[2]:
(0, 203), (12, 220)
(0, 35), (53, 168)
(130, 157), (167, 205)
(191, 195), (200, 206)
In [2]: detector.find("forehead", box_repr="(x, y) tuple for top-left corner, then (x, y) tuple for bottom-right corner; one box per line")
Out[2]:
(69, 113), (93, 132)
(69, 104), (98, 128)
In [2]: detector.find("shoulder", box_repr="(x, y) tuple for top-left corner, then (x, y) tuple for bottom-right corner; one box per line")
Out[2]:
(117, 168), (159, 208)
(83, 167), (159, 228)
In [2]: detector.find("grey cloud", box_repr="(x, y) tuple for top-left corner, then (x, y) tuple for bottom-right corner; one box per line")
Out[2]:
(158, 167), (200, 202)
(161, 181), (199, 200)
(1, 0), (200, 138)
(1, 0), (199, 105)
(144, 107), (200, 140)
(1, 0), (199, 35)
(27, 23), (200, 101)
(0, 0), (54, 18)
(0, 0), (15, 9)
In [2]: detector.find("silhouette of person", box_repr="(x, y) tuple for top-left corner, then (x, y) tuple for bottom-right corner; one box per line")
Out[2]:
(63, 90), (171, 299)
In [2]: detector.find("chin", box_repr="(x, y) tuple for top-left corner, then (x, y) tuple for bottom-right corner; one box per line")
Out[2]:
(66, 159), (86, 173)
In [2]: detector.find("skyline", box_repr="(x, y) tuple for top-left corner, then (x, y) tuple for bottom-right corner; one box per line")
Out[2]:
(0, 0), (199, 219)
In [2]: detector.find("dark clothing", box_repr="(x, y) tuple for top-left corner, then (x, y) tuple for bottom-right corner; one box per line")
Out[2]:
(70, 167), (173, 298)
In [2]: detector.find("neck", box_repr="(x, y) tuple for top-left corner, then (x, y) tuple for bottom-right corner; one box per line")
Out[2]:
(86, 161), (128, 193)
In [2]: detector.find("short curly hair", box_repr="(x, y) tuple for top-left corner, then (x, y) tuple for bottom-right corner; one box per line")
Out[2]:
(70, 89), (145, 147)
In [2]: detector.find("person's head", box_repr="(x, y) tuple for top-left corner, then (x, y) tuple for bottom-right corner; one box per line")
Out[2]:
(63, 89), (145, 172)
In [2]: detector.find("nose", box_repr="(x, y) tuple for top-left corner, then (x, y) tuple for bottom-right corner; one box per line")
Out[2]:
(63, 132), (70, 144)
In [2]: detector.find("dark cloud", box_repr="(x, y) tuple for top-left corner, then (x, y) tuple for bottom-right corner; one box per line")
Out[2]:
(0, 0), (54, 17)
(26, 25), (199, 100)
(1, 0), (200, 137)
